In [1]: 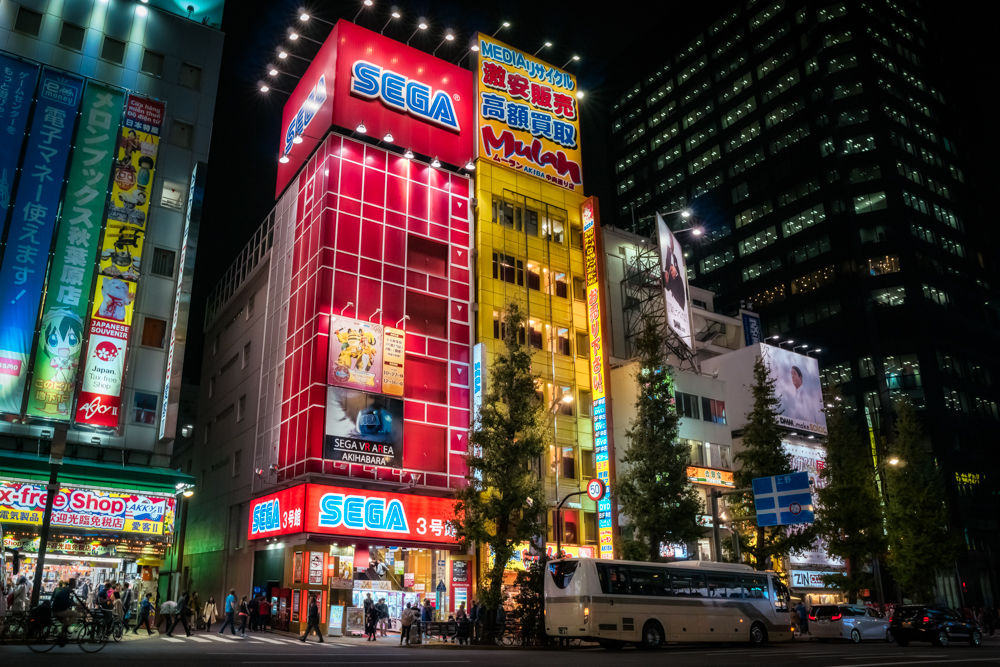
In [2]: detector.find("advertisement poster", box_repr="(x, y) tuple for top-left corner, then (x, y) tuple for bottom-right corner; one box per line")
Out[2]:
(476, 34), (583, 191)
(0, 55), (39, 213)
(26, 82), (126, 420)
(769, 347), (827, 434)
(75, 95), (164, 428)
(328, 315), (384, 393)
(293, 551), (303, 583)
(686, 466), (735, 488)
(582, 198), (614, 559)
(324, 386), (403, 467)
(0, 69), (84, 415)
(0, 481), (175, 537)
(382, 326), (405, 397)
(309, 551), (324, 584)
(656, 212), (693, 350)
(451, 560), (468, 583)
(327, 605), (345, 636)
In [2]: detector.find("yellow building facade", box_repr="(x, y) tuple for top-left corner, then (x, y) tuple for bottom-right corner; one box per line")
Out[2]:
(473, 161), (599, 550)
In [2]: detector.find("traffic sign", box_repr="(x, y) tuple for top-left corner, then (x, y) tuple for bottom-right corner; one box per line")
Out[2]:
(752, 472), (814, 527)
(586, 478), (606, 502)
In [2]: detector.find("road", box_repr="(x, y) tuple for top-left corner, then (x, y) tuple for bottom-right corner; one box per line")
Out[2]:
(3, 630), (1000, 666)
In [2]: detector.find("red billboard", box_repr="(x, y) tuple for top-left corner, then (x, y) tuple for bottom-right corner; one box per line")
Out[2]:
(247, 483), (457, 545)
(276, 20), (474, 197)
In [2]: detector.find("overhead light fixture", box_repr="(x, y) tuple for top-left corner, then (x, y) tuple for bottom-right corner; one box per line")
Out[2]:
(464, 159), (475, 170)
(289, 32), (299, 40)
(692, 227), (703, 236)
(418, 20), (428, 29)
(293, 135), (304, 144)
(356, 121), (367, 134)
(383, 131), (393, 143)
(445, 32), (455, 41)
(364, 0), (373, 5)
(278, 51), (288, 59)
(140, 0), (149, 3)
(269, 68), (278, 76)
(681, 209), (692, 218)
(404, 148), (414, 159)
(471, 44), (480, 52)
(183, 490), (194, 498)
(576, 90), (584, 99)
(392, 10), (401, 17)
(260, 85), (270, 92)
(889, 458), (899, 465)
(136, 5), (147, 15)
(279, 155), (290, 163)
(431, 156), (441, 168)
(300, 13), (310, 21)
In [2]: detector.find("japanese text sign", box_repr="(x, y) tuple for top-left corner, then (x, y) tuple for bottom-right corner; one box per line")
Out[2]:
(0, 55), (40, 214)
(248, 485), (308, 539)
(686, 466), (735, 488)
(753, 471), (815, 527)
(476, 34), (582, 192)
(0, 68), (83, 416)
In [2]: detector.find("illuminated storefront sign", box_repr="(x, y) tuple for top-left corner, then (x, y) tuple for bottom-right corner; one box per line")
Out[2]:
(247, 484), (458, 545)
(26, 82), (126, 420)
(76, 95), (165, 428)
(0, 481), (176, 538)
(686, 466), (735, 488)
(475, 34), (582, 192)
(349, 62), (460, 131)
(283, 75), (327, 156)
(583, 197), (614, 559)
(492, 542), (597, 571)
(0, 55), (39, 214)
(790, 570), (841, 588)
(0, 69), (84, 415)
(324, 386), (404, 467)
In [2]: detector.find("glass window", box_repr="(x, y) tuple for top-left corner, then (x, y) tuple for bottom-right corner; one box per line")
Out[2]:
(597, 564), (631, 595)
(525, 209), (540, 237)
(867, 255), (900, 276)
(701, 397), (727, 424)
(584, 511), (598, 544)
(151, 247), (176, 277)
(555, 328), (571, 356)
(59, 22), (86, 51)
(492, 253), (524, 286)
(573, 277), (586, 301)
(631, 567), (670, 596)
(570, 225), (583, 248)
(237, 394), (246, 422)
(170, 120), (194, 149)
(854, 192), (887, 214)
(141, 317), (167, 348)
(161, 180), (186, 210)
(548, 560), (579, 590)
(671, 571), (707, 597)
(872, 286), (906, 306)
(743, 574), (770, 599)
(548, 271), (568, 298)
(14, 7), (43, 36)
(526, 262), (541, 290)
(132, 392), (158, 425)
(707, 573), (740, 599)
(675, 391), (700, 419)
(101, 36), (127, 64)
(550, 445), (576, 478)
(179, 63), (203, 91)
(576, 332), (589, 358)
(529, 319), (543, 349)
(141, 50), (165, 77)
(579, 390), (592, 417)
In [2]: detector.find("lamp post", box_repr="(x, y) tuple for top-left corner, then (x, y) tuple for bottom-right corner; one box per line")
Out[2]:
(533, 42), (552, 57)
(871, 457), (900, 613)
(406, 18), (428, 46)
(380, 7), (401, 34)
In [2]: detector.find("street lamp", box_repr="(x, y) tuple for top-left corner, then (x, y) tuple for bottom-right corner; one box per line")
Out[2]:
(380, 7), (401, 34)
(490, 21), (510, 37)
(533, 41), (552, 57)
(432, 29), (456, 57)
(352, 0), (374, 23)
(406, 18), (428, 45)
(793, 344), (809, 353)
(560, 55), (580, 69)
(778, 339), (795, 349)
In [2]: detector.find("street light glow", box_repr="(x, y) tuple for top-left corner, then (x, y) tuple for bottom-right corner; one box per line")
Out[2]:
(278, 51), (288, 59)
(289, 32), (299, 40)
(680, 209), (692, 218)
(300, 13), (310, 21)
(692, 227), (703, 236)
(269, 69), (278, 76)
(356, 122), (367, 134)
(889, 458), (900, 465)
(260, 85), (269, 92)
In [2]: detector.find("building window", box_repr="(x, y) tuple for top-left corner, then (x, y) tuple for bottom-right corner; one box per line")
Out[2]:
(790, 265), (835, 295)
(571, 225), (583, 248)
(213, 334), (220, 355)
(247, 294), (255, 319)
(872, 286), (906, 307)
(850, 165), (881, 183)
(242, 341), (252, 368)
(573, 277), (586, 301)
(179, 63), (203, 91)
(100, 36), (127, 64)
(738, 226), (778, 256)
(208, 376), (215, 398)
(544, 214), (565, 244)
(492, 310), (525, 343)
(702, 397), (726, 424)
(529, 319), (543, 349)
(170, 120), (194, 149)
(161, 180), (186, 210)
(550, 445), (576, 479)
(576, 332), (589, 358)
(237, 395), (247, 422)
(854, 192), (887, 214)
(132, 392), (158, 425)
(781, 204), (826, 237)
(140, 49), (165, 77)
(547, 271), (568, 298)
(526, 263), (541, 290)
(141, 317), (167, 348)
(233, 450), (242, 477)
(579, 390), (592, 417)
(923, 284), (950, 306)
(59, 22), (86, 51)
(13, 7), (43, 36)
(151, 247), (176, 277)
(492, 253), (524, 286)
(204, 421), (212, 444)
(553, 328), (571, 356)
(867, 255), (900, 276)
(675, 391), (700, 419)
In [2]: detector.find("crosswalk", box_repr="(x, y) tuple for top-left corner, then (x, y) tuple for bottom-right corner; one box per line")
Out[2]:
(154, 633), (355, 648)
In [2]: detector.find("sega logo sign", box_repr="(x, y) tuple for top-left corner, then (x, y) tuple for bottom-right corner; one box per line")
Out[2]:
(283, 75), (328, 156)
(318, 492), (409, 533)
(350, 61), (460, 132)
(251, 498), (281, 536)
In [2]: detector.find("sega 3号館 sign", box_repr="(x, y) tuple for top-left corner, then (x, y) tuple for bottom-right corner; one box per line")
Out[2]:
(248, 483), (458, 545)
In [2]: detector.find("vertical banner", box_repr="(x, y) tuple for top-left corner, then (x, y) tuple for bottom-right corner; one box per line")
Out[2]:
(76, 95), (164, 427)
(582, 196), (615, 559)
(26, 82), (125, 419)
(0, 69), (84, 415)
(656, 212), (693, 350)
(0, 55), (40, 215)
(159, 163), (206, 440)
(381, 326), (405, 397)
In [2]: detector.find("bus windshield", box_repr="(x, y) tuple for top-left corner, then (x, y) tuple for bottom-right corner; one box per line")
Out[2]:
(548, 560), (579, 589)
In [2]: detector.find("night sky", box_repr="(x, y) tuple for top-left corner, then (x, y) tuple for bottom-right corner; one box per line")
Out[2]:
(184, 0), (999, 383)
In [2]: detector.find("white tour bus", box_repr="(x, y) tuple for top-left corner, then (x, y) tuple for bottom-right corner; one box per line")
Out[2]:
(544, 558), (793, 649)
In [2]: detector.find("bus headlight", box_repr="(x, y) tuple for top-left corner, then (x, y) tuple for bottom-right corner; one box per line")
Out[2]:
(584, 607), (590, 623)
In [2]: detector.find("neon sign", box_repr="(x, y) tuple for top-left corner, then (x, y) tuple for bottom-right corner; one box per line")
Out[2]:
(283, 75), (327, 156)
(350, 61), (460, 132)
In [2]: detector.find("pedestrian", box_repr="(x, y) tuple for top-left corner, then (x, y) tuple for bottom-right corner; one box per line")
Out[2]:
(456, 603), (469, 645)
(795, 600), (809, 636)
(203, 596), (219, 632)
(363, 592), (374, 618)
(121, 583), (134, 628)
(190, 591), (202, 630)
(376, 597), (390, 636)
(258, 596), (271, 632)
(364, 597), (379, 641)
(132, 593), (154, 635)
(470, 597), (480, 641)
(400, 603), (415, 645)
(167, 591), (193, 637)
(158, 598), (178, 632)
(79, 579), (90, 604)
(300, 593), (324, 643)
(421, 598), (433, 641)
(249, 593), (260, 632)
(218, 588), (238, 635)
(11, 575), (29, 612)
(238, 595), (250, 637)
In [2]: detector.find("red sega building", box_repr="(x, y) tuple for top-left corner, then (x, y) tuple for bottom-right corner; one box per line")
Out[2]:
(239, 20), (476, 634)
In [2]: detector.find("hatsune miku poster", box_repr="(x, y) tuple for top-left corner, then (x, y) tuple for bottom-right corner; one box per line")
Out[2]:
(327, 314), (383, 393)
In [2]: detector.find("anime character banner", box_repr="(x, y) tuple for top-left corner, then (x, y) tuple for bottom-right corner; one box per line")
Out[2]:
(26, 82), (125, 420)
(0, 69), (84, 415)
(75, 95), (164, 428)
(327, 314), (384, 393)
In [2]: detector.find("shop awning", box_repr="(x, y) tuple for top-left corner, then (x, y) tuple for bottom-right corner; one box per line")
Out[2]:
(0, 450), (195, 495)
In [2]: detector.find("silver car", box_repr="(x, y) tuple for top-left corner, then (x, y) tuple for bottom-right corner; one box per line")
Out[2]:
(809, 604), (891, 643)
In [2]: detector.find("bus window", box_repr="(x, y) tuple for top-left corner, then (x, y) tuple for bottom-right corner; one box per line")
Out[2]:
(772, 577), (790, 611)
(631, 566), (669, 596)
(743, 574), (770, 600)
(707, 573), (740, 598)
(548, 560), (579, 589)
(597, 564), (631, 595)
(670, 572), (707, 597)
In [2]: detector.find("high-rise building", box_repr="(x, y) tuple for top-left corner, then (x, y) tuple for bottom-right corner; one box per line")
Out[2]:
(0, 0), (222, 600)
(608, 0), (998, 605)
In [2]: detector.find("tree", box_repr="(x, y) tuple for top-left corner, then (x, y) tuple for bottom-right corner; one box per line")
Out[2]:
(884, 396), (957, 602)
(507, 555), (549, 645)
(815, 390), (885, 602)
(450, 301), (547, 614)
(731, 354), (816, 569)
(614, 316), (703, 561)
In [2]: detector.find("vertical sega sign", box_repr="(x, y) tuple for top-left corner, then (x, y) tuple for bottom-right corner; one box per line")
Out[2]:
(582, 197), (615, 559)
(276, 20), (473, 198)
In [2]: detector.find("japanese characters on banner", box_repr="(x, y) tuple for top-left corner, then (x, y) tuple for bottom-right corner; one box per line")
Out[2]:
(248, 485), (306, 539)
(686, 466), (735, 488)
(382, 327), (405, 397)
(0, 481), (176, 538)
(0, 69), (84, 415)
(76, 95), (164, 428)
(582, 197), (614, 559)
(476, 34), (583, 192)
(26, 83), (126, 420)
(0, 55), (40, 214)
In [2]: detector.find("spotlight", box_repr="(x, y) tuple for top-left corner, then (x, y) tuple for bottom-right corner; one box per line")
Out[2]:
(464, 159), (475, 170)
(431, 156), (441, 168)
(279, 155), (290, 163)
(260, 85), (269, 92)
(404, 148), (414, 159)
(383, 131), (393, 143)
(269, 69), (278, 76)
(356, 121), (367, 134)
(293, 135), (303, 144)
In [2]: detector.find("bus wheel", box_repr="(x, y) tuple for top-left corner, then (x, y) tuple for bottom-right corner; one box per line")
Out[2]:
(749, 623), (768, 647)
(639, 621), (664, 650)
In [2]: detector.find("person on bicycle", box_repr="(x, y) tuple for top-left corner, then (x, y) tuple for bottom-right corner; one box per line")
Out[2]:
(52, 578), (84, 632)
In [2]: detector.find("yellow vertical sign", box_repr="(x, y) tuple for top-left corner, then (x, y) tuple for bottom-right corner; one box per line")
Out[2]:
(382, 327), (405, 397)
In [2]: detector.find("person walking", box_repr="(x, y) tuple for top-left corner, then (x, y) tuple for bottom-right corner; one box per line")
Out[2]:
(11, 576), (29, 612)
(158, 599), (178, 632)
(249, 593), (260, 632)
(455, 603), (469, 645)
(258, 596), (271, 632)
(167, 591), (193, 637)
(203, 596), (219, 632)
(238, 596), (250, 637)
(121, 583), (134, 628)
(132, 593), (154, 635)
(218, 588), (238, 635)
(420, 598), (433, 642)
(376, 597), (390, 637)
(400, 603), (415, 645)
(795, 600), (809, 636)
(189, 591), (202, 630)
(300, 593), (324, 643)
(364, 597), (378, 641)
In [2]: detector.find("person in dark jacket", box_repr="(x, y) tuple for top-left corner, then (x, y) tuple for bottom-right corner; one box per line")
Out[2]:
(132, 593), (154, 635)
(364, 598), (378, 641)
(249, 594), (260, 632)
(300, 593), (324, 643)
(375, 598), (390, 637)
(167, 591), (193, 637)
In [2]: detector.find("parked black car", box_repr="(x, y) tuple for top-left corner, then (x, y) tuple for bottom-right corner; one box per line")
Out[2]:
(889, 605), (982, 647)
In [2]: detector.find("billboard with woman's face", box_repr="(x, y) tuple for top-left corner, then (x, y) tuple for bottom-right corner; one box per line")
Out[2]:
(768, 347), (827, 435)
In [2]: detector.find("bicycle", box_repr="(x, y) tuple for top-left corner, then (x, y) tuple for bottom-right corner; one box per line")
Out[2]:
(72, 610), (111, 652)
(1, 611), (30, 645)
(110, 616), (126, 642)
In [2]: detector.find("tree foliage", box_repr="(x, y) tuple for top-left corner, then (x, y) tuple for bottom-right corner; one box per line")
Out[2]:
(507, 555), (548, 645)
(449, 302), (547, 611)
(815, 390), (885, 601)
(884, 397), (957, 602)
(731, 354), (817, 569)
(614, 316), (703, 561)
